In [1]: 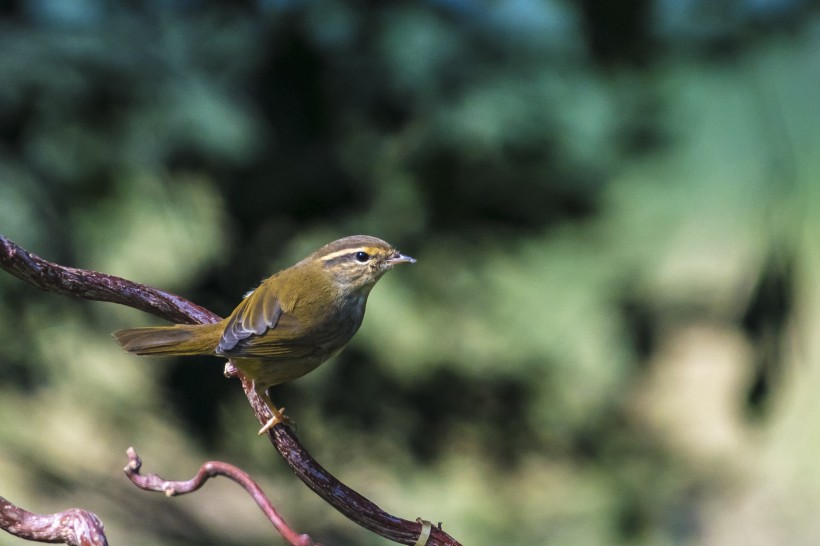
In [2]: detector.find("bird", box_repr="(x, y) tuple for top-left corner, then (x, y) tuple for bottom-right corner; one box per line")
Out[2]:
(113, 235), (415, 434)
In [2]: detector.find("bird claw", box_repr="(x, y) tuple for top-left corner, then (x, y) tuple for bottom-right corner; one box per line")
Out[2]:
(257, 406), (291, 435)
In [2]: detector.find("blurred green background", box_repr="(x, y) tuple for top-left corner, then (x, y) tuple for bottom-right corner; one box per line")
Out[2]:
(1, 1), (819, 545)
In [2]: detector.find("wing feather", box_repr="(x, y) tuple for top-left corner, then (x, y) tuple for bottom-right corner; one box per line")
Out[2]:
(216, 283), (283, 354)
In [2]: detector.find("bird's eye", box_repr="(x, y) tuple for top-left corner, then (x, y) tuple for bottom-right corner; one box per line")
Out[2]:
(355, 251), (370, 263)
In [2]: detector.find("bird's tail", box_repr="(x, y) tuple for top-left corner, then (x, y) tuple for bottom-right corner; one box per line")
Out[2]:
(112, 323), (222, 356)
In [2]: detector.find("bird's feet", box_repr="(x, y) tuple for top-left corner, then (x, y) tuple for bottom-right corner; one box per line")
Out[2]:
(257, 406), (291, 435)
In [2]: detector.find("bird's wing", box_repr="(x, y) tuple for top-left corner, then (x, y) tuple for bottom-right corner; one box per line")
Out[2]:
(215, 274), (357, 361)
(216, 281), (284, 354)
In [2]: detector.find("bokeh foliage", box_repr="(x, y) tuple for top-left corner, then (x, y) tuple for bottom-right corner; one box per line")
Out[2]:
(1, 1), (819, 545)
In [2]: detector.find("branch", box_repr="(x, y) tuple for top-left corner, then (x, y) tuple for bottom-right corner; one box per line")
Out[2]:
(0, 495), (108, 546)
(0, 235), (460, 546)
(124, 447), (319, 546)
(0, 237), (217, 325)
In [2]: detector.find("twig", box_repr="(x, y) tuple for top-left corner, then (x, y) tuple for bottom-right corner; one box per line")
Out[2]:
(0, 235), (460, 546)
(0, 495), (108, 546)
(123, 447), (319, 546)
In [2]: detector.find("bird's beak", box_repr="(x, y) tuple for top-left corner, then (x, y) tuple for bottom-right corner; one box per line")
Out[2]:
(386, 251), (416, 266)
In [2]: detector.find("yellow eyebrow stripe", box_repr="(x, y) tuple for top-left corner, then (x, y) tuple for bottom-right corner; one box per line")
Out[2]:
(320, 246), (375, 262)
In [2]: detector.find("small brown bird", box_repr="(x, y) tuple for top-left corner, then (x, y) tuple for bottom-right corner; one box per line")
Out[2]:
(113, 235), (415, 434)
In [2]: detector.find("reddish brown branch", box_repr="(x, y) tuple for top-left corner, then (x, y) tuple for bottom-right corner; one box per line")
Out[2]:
(0, 237), (217, 325)
(123, 447), (319, 546)
(0, 234), (460, 546)
(0, 495), (108, 546)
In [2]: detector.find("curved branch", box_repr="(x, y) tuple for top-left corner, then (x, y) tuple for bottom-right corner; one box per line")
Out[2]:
(0, 495), (108, 546)
(0, 237), (218, 325)
(123, 447), (319, 546)
(0, 235), (460, 546)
